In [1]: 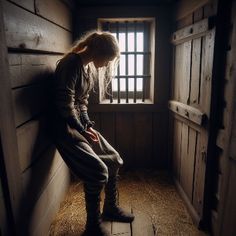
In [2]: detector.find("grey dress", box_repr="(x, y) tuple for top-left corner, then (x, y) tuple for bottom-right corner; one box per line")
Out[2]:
(51, 53), (123, 194)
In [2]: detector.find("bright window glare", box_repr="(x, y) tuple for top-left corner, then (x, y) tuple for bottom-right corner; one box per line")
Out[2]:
(119, 33), (126, 51)
(112, 78), (118, 91)
(137, 55), (143, 75)
(120, 78), (126, 91)
(128, 55), (134, 75)
(128, 33), (134, 51)
(137, 32), (144, 51)
(137, 78), (143, 91)
(119, 55), (126, 75)
(129, 78), (134, 91)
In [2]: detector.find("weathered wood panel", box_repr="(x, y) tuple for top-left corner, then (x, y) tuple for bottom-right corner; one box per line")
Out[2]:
(35, 0), (72, 30)
(172, 119), (182, 179)
(199, 29), (215, 117)
(100, 113), (116, 147)
(153, 112), (168, 168)
(3, 1), (71, 52)
(132, 208), (155, 236)
(16, 117), (51, 172)
(221, 160), (236, 235)
(31, 162), (70, 236)
(8, 53), (61, 88)
(12, 83), (49, 127)
(21, 146), (64, 207)
(0, 1), (23, 228)
(116, 113), (134, 168)
(192, 130), (206, 217)
(134, 113), (152, 167)
(8, 0), (34, 12)
(190, 38), (201, 106)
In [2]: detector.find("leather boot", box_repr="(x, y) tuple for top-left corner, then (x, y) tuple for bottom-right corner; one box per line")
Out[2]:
(83, 191), (111, 236)
(102, 175), (135, 223)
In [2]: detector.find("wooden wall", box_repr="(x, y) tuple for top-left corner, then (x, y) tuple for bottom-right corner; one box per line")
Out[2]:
(76, 6), (172, 169)
(0, 0), (72, 234)
(169, 0), (218, 227)
(212, 0), (236, 235)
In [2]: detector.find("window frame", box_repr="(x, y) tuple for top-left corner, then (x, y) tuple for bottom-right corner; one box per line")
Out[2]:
(97, 17), (156, 104)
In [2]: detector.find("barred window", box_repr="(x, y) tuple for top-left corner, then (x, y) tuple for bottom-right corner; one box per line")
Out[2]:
(98, 18), (155, 104)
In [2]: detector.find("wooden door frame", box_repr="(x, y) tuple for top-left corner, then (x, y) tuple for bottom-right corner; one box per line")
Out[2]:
(0, 0), (23, 233)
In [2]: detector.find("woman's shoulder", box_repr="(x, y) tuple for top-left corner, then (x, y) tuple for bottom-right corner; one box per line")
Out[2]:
(56, 52), (83, 71)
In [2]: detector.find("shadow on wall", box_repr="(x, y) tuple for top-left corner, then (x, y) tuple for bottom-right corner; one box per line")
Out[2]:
(13, 71), (65, 235)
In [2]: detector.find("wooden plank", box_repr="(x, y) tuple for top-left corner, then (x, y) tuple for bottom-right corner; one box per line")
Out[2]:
(180, 41), (191, 104)
(16, 117), (51, 173)
(3, 1), (71, 53)
(0, 177), (8, 236)
(132, 208), (155, 236)
(200, 29), (215, 117)
(112, 206), (131, 235)
(8, 0), (34, 12)
(27, 162), (70, 236)
(190, 38), (201, 106)
(177, 13), (193, 30)
(21, 146), (64, 208)
(179, 123), (189, 196)
(12, 83), (49, 127)
(116, 113), (134, 169)
(172, 18), (211, 45)
(35, 0), (72, 30)
(169, 100), (206, 125)
(8, 53), (61, 88)
(181, 127), (197, 200)
(102, 221), (112, 234)
(193, 7), (204, 23)
(221, 162), (236, 235)
(173, 44), (183, 101)
(100, 113), (116, 147)
(0, 0), (23, 230)
(172, 119), (182, 180)
(193, 129), (207, 217)
(134, 113), (152, 168)
(216, 129), (226, 150)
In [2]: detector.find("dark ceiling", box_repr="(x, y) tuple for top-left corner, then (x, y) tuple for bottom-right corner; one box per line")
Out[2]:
(74, 0), (177, 7)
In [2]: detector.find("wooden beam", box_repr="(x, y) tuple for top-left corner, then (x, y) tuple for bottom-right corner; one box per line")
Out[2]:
(0, 0), (23, 232)
(3, 1), (71, 53)
(172, 18), (214, 45)
(168, 100), (207, 125)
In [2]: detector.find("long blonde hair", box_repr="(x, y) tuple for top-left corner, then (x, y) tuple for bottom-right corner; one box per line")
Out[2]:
(63, 30), (120, 99)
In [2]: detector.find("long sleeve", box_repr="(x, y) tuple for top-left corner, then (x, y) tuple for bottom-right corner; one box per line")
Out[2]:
(54, 55), (85, 133)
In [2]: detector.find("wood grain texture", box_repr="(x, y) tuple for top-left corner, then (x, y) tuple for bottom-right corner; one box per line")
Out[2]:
(12, 84), (47, 127)
(16, 117), (51, 172)
(116, 113), (134, 169)
(26, 161), (70, 236)
(0, 0), (23, 227)
(199, 29), (215, 117)
(169, 100), (206, 125)
(35, 0), (72, 30)
(134, 113), (152, 167)
(3, 1), (71, 52)
(9, 53), (61, 88)
(8, 0), (34, 12)
(131, 208), (155, 236)
(172, 119), (182, 180)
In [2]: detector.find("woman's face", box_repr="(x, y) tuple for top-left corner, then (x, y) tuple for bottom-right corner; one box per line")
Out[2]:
(93, 56), (114, 68)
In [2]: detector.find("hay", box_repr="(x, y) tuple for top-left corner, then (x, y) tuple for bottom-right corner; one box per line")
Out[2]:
(49, 169), (208, 236)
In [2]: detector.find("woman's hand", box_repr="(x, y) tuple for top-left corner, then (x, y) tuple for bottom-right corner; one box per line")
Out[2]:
(83, 127), (99, 143)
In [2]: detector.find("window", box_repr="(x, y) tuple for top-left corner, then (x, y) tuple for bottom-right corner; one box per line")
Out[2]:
(98, 18), (155, 104)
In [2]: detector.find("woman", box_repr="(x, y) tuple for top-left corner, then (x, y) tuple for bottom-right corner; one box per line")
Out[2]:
(51, 31), (134, 236)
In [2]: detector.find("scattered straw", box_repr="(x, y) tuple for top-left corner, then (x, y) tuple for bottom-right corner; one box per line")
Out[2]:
(49, 169), (208, 236)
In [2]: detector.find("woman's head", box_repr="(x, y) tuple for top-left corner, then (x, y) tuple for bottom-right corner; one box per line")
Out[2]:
(71, 31), (120, 68)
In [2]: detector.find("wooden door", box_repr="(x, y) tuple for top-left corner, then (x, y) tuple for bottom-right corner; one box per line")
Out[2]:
(169, 17), (215, 225)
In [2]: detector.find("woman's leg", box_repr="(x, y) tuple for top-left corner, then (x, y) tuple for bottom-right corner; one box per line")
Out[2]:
(92, 132), (135, 222)
(55, 139), (111, 236)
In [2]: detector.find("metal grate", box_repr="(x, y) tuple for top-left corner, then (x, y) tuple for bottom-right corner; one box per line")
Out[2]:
(100, 20), (152, 104)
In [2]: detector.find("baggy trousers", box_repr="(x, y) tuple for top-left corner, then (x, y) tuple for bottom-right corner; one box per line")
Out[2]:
(54, 130), (124, 194)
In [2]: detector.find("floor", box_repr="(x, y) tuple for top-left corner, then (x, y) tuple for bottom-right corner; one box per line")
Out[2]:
(49, 169), (209, 236)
